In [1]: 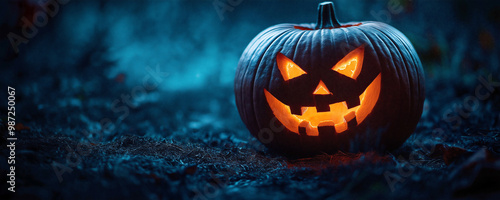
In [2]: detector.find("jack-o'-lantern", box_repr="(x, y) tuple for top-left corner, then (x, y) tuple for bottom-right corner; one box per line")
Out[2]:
(234, 2), (425, 156)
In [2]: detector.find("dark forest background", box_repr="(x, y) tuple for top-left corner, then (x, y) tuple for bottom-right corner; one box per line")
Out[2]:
(1, 0), (500, 199)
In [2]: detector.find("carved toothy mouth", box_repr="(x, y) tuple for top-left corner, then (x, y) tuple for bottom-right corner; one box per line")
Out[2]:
(264, 74), (381, 136)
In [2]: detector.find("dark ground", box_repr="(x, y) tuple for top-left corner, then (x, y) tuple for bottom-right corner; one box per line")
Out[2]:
(1, 0), (500, 199)
(1, 80), (500, 199)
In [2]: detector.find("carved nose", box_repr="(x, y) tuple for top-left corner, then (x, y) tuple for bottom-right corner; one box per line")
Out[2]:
(313, 80), (331, 95)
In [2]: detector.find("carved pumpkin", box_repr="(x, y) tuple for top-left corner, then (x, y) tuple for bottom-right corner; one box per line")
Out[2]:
(234, 2), (425, 156)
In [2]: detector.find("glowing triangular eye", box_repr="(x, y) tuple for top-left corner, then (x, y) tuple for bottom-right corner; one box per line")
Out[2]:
(332, 46), (364, 80)
(277, 53), (307, 81)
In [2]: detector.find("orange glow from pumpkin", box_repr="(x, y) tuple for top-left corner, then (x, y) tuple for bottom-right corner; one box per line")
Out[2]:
(277, 53), (307, 81)
(264, 73), (381, 136)
(332, 46), (364, 79)
(313, 80), (332, 95)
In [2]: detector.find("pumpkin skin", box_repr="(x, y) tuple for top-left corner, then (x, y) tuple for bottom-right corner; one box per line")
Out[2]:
(234, 2), (425, 156)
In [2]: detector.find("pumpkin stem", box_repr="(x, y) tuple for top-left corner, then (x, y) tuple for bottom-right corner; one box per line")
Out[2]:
(315, 2), (341, 29)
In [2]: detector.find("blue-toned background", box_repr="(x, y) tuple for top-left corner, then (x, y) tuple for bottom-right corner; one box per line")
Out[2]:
(1, 0), (499, 138)
(1, 0), (500, 199)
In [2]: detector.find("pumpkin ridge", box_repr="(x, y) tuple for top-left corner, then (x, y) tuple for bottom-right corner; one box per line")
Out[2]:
(365, 24), (417, 145)
(370, 25), (425, 140)
(291, 31), (309, 63)
(353, 25), (406, 145)
(240, 28), (292, 134)
(382, 25), (425, 113)
(252, 30), (298, 134)
(237, 29), (284, 125)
